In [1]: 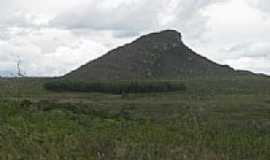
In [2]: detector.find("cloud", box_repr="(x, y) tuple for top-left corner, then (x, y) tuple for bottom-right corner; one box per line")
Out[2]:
(247, 0), (270, 13)
(1, 0), (234, 77)
(0, 28), (108, 76)
(51, 0), (163, 32)
(216, 41), (270, 74)
(51, 0), (224, 38)
(1, 0), (270, 77)
(225, 57), (270, 74)
(0, 12), (32, 28)
(225, 42), (270, 58)
(183, 0), (270, 75)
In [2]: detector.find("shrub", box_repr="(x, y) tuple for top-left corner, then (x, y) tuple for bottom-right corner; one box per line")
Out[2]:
(20, 99), (32, 108)
(44, 80), (186, 94)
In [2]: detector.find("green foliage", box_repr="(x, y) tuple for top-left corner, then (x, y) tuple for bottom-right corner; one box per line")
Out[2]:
(20, 99), (32, 108)
(44, 80), (186, 94)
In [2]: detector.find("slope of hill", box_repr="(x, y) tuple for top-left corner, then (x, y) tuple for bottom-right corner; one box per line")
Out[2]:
(65, 30), (254, 81)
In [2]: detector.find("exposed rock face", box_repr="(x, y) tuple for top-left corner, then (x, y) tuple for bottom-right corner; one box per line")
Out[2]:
(65, 30), (253, 81)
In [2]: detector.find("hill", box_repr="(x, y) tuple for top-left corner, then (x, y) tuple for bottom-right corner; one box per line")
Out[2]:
(65, 30), (255, 81)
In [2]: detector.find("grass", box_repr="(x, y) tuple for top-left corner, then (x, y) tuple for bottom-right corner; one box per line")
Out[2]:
(0, 75), (270, 159)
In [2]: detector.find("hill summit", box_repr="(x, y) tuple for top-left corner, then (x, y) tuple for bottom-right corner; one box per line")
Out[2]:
(65, 30), (252, 80)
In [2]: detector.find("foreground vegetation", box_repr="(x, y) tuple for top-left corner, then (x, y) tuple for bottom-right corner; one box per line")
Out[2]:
(0, 75), (270, 159)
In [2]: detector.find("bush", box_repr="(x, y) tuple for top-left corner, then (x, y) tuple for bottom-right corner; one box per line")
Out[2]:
(20, 99), (32, 108)
(44, 80), (186, 94)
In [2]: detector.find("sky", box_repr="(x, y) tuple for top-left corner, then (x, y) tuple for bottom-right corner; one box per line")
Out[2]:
(0, 0), (270, 76)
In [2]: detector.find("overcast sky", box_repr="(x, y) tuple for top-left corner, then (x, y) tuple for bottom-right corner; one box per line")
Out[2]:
(0, 0), (270, 76)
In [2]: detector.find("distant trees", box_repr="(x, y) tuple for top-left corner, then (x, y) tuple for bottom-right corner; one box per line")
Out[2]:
(44, 80), (186, 94)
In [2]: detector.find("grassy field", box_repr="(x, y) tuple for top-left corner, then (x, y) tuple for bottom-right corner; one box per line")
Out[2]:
(0, 76), (270, 159)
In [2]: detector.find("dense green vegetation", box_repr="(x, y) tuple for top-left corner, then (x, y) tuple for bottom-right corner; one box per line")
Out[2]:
(44, 80), (186, 94)
(0, 76), (270, 159)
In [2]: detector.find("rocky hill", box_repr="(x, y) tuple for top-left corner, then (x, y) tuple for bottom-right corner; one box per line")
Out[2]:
(65, 30), (254, 81)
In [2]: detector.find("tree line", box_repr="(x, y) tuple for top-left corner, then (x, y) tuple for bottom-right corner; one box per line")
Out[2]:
(44, 80), (186, 94)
